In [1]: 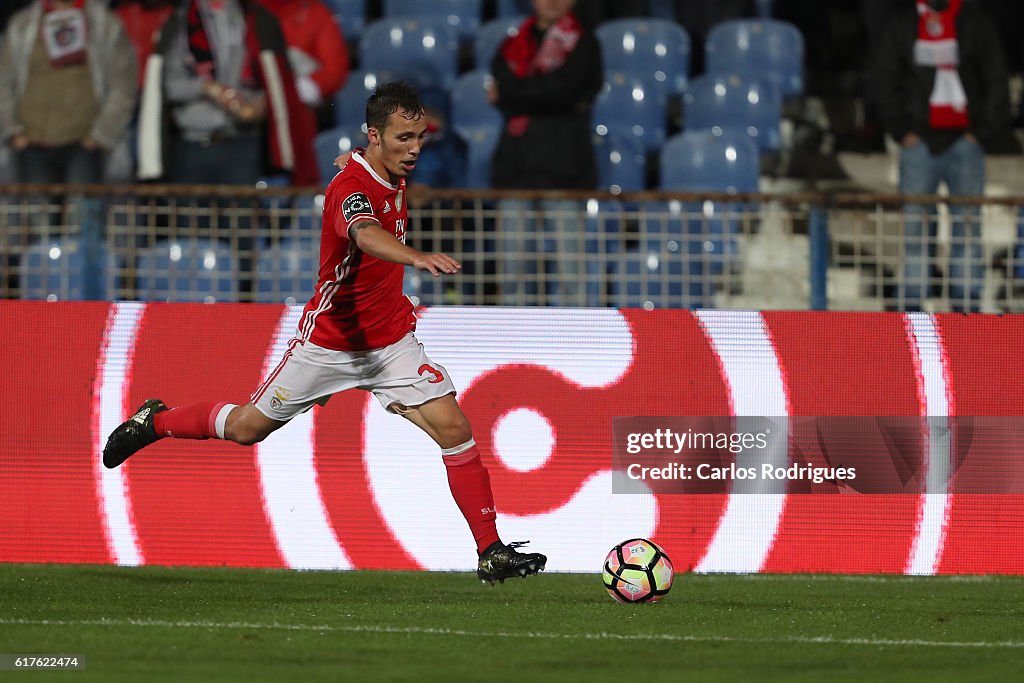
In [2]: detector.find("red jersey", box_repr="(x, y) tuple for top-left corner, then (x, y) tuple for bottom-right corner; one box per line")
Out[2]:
(297, 150), (415, 351)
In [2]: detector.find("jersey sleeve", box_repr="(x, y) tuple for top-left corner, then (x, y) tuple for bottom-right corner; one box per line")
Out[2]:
(334, 177), (381, 236)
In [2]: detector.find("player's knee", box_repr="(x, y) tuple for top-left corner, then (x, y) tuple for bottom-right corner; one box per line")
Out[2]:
(232, 428), (265, 446)
(441, 412), (473, 446)
(225, 412), (275, 446)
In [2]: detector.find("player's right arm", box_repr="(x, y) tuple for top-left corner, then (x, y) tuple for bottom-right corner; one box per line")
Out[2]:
(346, 220), (461, 277)
(334, 184), (460, 276)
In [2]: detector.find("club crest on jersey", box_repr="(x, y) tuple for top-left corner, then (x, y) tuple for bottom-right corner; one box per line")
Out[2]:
(395, 190), (403, 212)
(342, 192), (372, 222)
(270, 386), (290, 410)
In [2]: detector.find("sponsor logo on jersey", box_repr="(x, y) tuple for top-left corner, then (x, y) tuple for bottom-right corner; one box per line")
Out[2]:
(342, 192), (372, 222)
(382, 202), (392, 213)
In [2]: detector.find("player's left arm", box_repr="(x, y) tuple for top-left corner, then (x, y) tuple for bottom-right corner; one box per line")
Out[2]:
(348, 221), (461, 277)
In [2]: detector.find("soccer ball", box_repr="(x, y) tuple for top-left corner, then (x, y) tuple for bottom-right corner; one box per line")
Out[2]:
(602, 538), (674, 603)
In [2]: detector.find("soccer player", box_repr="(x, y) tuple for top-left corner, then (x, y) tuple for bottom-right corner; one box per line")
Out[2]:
(103, 81), (546, 585)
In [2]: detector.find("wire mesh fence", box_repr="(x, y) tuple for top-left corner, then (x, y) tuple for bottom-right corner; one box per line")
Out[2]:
(1, 184), (1022, 312)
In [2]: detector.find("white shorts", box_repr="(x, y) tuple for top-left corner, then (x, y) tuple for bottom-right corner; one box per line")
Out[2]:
(251, 333), (457, 422)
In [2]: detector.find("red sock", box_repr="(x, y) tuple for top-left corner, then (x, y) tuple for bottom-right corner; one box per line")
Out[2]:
(153, 401), (225, 439)
(443, 444), (501, 555)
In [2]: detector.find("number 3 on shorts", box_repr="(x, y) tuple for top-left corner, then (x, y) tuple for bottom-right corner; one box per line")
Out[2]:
(418, 364), (444, 384)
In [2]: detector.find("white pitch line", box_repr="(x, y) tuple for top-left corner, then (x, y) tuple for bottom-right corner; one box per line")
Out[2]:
(1, 618), (1020, 650)
(706, 573), (999, 584)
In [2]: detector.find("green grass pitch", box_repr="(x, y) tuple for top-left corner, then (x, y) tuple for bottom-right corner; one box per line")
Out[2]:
(0, 564), (1022, 682)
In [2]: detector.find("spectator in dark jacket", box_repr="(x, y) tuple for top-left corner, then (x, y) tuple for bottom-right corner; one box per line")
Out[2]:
(487, 0), (602, 307)
(868, 0), (1011, 311)
(488, 0), (602, 190)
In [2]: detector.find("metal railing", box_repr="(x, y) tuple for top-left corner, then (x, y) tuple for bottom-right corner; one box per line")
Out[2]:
(2, 184), (1022, 312)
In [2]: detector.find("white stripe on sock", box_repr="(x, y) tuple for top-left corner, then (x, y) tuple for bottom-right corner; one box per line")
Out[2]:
(215, 404), (237, 440)
(441, 439), (476, 457)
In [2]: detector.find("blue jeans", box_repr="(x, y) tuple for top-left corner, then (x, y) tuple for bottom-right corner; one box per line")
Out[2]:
(498, 199), (582, 306)
(899, 137), (985, 310)
(169, 134), (263, 186)
(14, 144), (105, 235)
(15, 143), (104, 184)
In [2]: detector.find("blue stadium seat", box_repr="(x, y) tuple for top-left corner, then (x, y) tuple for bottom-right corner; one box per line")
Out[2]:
(592, 132), (647, 193)
(383, 0), (482, 41)
(360, 18), (460, 91)
(333, 70), (377, 129)
(450, 71), (503, 189)
(660, 129), (760, 194)
(617, 202), (708, 309)
(136, 239), (239, 302)
(474, 16), (525, 70)
(705, 19), (805, 98)
(683, 72), (782, 151)
(657, 130), (760, 303)
(19, 237), (107, 301)
(256, 238), (320, 304)
(596, 19), (691, 100)
(325, 0), (366, 43)
(315, 126), (363, 186)
(592, 75), (668, 153)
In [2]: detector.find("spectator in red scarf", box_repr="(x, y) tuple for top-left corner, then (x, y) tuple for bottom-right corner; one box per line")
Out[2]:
(257, 0), (349, 128)
(136, 0), (318, 186)
(869, 0), (1011, 311)
(487, 0), (602, 306)
(488, 0), (602, 189)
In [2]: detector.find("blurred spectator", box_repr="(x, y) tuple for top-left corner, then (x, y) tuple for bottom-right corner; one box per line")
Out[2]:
(137, 0), (318, 185)
(489, 0), (602, 189)
(257, 0), (350, 130)
(489, 0), (601, 308)
(869, 0), (1012, 311)
(0, 0), (138, 183)
(111, 0), (176, 87)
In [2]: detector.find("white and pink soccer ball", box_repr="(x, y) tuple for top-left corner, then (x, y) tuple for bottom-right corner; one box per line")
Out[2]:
(602, 538), (675, 604)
